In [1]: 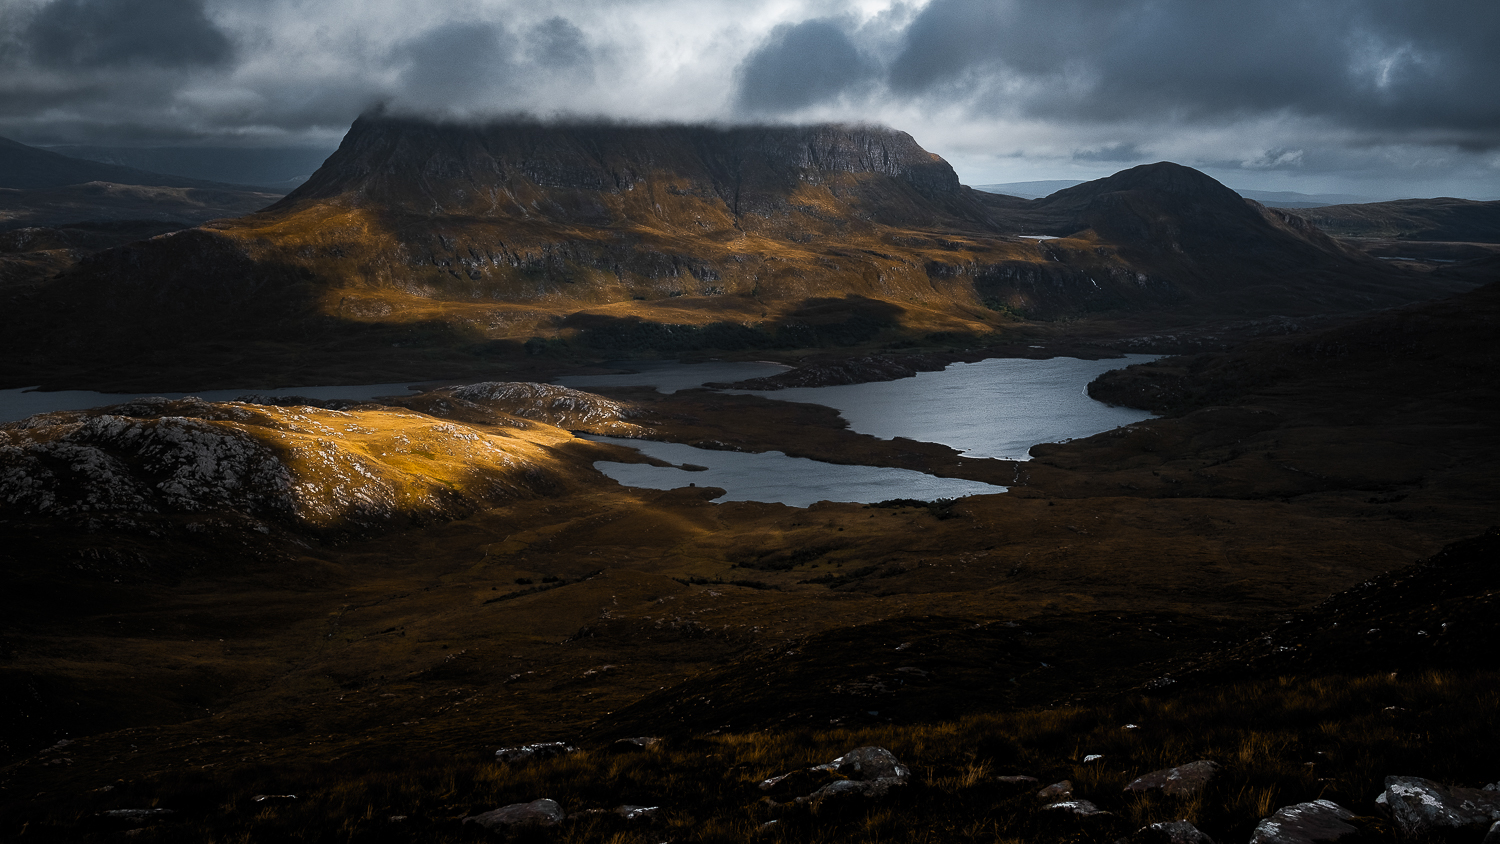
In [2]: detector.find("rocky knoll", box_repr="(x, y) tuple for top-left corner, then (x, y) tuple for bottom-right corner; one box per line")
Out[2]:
(0, 393), (599, 537)
(0, 116), (1463, 390)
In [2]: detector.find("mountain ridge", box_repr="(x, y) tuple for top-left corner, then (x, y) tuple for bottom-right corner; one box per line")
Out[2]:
(0, 116), (1473, 390)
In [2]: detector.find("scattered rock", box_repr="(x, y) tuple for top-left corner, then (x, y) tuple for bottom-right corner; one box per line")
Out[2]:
(1133, 819), (1215, 844)
(1038, 780), (1074, 801)
(610, 736), (661, 753)
(99, 809), (175, 821)
(464, 798), (565, 829)
(494, 741), (575, 765)
(1085, 754), (1105, 763)
(1380, 775), (1500, 838)
(1044, 799), (1108, 816)
(1249, 800), (1358, 844)
(997, 775), (1039, 784)
(760, 746), (912, 804)
(615, 805), (658, 821)
(1125, 760), (1222, 798)
(813, 746), (910, 782)
(251, 794), (297, 802)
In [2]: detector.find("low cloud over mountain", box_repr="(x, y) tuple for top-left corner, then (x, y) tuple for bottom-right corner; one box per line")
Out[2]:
(0, 0), (1496, 196)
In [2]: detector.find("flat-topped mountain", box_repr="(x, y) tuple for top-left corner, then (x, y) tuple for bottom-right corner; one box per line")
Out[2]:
(0, 115), (1471, 389)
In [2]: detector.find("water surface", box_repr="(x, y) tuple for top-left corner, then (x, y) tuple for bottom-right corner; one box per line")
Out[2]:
(733, 355), (1156, 460)
(585, 435), (1007, 507)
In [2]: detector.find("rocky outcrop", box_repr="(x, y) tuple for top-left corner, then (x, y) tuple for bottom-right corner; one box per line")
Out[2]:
(494, 742), (576, 765)
(759, 746), (911, 803)
(1378, 775), (1500, 838)
(1248, 800), (1358, 844)
(1125, 760), (1221, 797)
(0, 396), (581, 536)
(1132, 819), (1215, 844)
(1037, 780), (1073, 801)
(463, 798), (564, 828)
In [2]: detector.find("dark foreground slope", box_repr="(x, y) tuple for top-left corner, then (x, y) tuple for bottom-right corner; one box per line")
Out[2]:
(0, 116), (1465, 391)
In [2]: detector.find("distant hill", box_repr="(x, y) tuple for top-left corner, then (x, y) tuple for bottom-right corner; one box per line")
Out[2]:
(0, 117), (1471, 390)
(45, 145), (336, 190)
(1285, 198), (1500, 242)
(973, 179), (1382, 208)
(0, 136), (267, 192)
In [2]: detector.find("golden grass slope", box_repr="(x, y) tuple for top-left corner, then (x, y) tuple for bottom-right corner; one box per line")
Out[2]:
(0, 388), (634, 534)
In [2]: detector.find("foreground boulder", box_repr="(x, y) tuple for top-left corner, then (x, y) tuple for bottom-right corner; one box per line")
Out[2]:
(1132, 819), (1215, 844)
(464, 799), (565, 829)
(1249, 800), (1358, 844)
(1125, 760), (1221, 798)
(759, 746), (911, 803)
(1379, 775), (1500, 838)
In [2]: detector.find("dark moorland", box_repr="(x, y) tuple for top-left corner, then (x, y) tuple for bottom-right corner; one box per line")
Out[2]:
(1, 117), (1497, 843)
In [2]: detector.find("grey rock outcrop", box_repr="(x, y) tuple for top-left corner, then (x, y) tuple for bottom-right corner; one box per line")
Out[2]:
(1037, 780), (1074, 801)
(1044, 799), (1108, 816)
(1249, 800), (1358, 844)
(1133, 819), (1215, 844)
(494, 741), (575, 765)
(759, 746), (911, 804)
(1125, 760), (1221, 798)
(1380, 775), (1500, 838)
(464, 798), (565, 828)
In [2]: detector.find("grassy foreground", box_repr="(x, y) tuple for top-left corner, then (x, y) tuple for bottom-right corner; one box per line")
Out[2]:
(9, 669), (1496, 843)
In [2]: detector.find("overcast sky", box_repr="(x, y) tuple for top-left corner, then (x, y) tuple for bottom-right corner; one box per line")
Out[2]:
(2, 0), (1497, 198)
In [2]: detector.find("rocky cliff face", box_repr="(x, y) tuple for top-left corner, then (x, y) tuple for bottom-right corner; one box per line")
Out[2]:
(0, 118), (1466, 388)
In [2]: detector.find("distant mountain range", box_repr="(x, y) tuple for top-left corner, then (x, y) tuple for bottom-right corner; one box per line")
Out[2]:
(43, 144), (337, 191)
(976, 179), (1383, 208)
(1, 114), (1472, 391)
(0, 136), (281, 231)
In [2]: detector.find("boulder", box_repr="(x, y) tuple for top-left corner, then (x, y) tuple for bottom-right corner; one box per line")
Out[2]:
(1484, 820), (1500, 844)
(1044, 799), (1108, 816)
(464, 798), (565, 829)
(1133, 819), (1215, 844)
(1381, 776), (1500, 838)
(615, 805), (658, 821)
(1125, 761), (1222, 798)
(1249, 800), (1358, 844)
(813, 746), (910, 782)
(761, 746), (912, 804)
(1038, 780), (1074, 801)
(610, 736), (661, 753)
(494, 741), (575, 765)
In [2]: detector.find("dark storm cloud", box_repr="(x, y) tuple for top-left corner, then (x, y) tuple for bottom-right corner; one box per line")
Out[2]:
(734, 18), (877, 112)
(528, 16), (593, 72)
(25, 0), (233, 70)
(885, 0), (1500, 144)
(394, 22), (517, 106)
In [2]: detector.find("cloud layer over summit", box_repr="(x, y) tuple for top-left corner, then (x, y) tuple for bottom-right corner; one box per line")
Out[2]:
(2, 0), (1498, 196)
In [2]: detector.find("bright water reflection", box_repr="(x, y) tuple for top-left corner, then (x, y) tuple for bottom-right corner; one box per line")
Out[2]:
(0, 383), (424, 424)
(733, 355), (1158, 460)
(584, 436), (1007, 508)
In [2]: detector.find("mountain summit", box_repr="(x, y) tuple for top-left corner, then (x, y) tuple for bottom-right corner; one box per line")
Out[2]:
(0, 117), (1465, 389)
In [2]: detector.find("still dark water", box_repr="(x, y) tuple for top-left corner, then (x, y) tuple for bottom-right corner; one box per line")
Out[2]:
(585, 435), (1009, 508)
(573, 356), (1155, 505)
